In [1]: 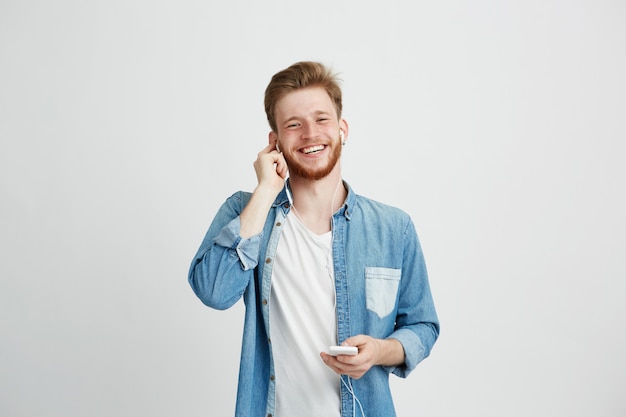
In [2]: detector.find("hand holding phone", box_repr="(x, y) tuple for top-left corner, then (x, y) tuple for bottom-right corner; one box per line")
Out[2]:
(328, 346), (358, 356)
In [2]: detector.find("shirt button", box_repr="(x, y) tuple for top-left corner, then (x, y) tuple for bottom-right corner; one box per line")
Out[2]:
(283, 203), (289, 209)
(276, 222), (282, 227)
(270, 375), (275, 381)
(265, 258), (271, 264)
(262, 299), (268, 305)
(268, 337), (271, 344)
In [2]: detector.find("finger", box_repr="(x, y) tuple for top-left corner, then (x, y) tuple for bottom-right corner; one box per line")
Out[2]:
(320, 354), (343, 373)
(323, 353), (364, 373)
(336, 354), (363, 367)
(258, 143), (279, 157)
(276, 166), (288, 179)
(256, 153), (280, 169)
(276, 157), (289, 177)
(322, 355), (368, 379)
(342, 334), (369, 347)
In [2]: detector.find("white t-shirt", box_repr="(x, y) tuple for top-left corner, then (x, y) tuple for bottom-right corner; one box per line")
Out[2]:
(270, 211), (340, 417)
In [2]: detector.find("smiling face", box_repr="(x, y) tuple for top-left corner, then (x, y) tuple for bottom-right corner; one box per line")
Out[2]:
(273, 87), (347, 181)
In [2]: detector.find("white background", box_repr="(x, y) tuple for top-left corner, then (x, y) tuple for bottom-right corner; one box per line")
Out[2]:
(1, 1), (625, 416)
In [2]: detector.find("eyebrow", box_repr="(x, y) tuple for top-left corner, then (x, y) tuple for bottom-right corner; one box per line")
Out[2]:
(282, 110), (332, 124)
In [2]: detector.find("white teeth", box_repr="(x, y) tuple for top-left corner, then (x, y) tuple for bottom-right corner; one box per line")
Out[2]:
(302, 145), (325, 154)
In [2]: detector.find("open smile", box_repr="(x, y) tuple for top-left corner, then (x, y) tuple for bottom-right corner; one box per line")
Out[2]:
(300, 144), (327, 155)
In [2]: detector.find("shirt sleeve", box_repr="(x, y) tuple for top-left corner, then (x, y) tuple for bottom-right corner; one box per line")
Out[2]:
(214, 217), (262, 271)
(188, 191), (262, 310)
(386, 218), (440, 378)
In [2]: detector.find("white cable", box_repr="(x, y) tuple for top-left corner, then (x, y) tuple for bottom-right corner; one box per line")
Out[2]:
(340, 375), (365, 417)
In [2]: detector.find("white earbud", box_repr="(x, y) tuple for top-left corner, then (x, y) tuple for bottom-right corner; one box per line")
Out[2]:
(340, 129), (345, 145)
(276, 141), (281, 152)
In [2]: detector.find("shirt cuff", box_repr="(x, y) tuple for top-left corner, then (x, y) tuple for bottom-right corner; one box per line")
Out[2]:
(213, 217), (262, 271)
(384, 328), (425, 378)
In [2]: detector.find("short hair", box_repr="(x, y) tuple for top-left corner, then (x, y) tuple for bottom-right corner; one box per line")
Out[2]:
(264, 61), (343, 132)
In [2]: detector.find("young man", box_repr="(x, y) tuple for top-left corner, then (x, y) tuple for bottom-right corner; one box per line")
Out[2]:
(189, 61), (439, 417)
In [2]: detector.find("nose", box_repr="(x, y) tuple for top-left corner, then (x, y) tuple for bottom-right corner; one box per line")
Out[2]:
(301, 121), (320, 140)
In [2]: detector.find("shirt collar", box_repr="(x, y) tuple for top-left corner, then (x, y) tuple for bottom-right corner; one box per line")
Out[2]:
(273, 179), (355, 220)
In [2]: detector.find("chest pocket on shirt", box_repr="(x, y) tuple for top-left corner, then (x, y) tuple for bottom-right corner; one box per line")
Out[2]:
(365, 267), (401, 319)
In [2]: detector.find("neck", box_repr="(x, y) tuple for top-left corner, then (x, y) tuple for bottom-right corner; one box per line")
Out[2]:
(288, 172), (346, 234)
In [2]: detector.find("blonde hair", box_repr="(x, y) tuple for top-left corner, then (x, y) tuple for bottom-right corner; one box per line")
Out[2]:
(264, 61), (342, 132)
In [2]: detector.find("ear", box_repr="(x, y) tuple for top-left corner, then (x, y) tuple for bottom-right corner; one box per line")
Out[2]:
(339, 119), (349, 143)
(269, 131), (278, 149)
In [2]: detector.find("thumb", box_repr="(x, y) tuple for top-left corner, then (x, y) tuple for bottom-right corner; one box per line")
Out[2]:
(342, 335), (368, 347)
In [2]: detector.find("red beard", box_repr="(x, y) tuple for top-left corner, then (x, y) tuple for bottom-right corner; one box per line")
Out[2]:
(283, 141), (342, 181)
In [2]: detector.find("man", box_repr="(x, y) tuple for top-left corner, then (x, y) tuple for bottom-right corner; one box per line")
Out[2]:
(189, 61), (439, 417)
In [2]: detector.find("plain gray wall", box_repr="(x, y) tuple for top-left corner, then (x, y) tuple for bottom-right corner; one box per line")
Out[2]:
(1, 1), (625, 416)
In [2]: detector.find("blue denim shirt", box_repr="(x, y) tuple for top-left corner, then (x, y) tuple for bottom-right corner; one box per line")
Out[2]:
(189, 183), (439, 417)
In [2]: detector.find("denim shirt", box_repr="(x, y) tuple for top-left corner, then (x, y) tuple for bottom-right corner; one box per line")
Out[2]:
(189, 183), (440, 417)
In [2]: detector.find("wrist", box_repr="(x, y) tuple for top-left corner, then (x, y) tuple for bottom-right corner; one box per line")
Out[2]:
(239, 184), (282, 239)
(377, 338), (405, 367)
(255, 180), (284, 199)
